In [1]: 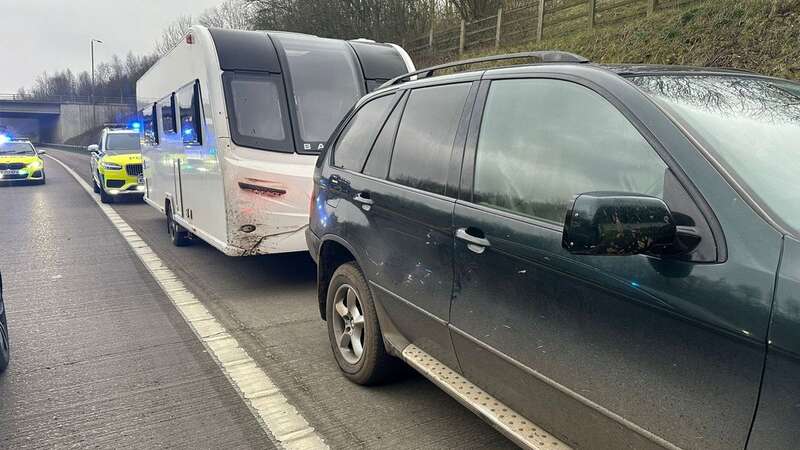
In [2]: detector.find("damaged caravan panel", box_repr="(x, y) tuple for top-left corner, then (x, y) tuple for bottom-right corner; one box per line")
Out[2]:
(136, 26), (414, 256)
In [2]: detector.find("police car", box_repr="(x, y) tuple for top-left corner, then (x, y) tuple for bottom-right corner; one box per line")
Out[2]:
(88, 125), (144, 203)
(0, 136), (46, 185)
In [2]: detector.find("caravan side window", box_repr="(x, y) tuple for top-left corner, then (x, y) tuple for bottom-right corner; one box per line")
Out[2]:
(222, 72), (293, 153)
(160, 94), (177, 134)
(142, 103), (159, 145)
(177, 81), (202, 146)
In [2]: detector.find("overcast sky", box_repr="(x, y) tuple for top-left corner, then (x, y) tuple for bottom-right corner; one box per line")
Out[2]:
(0, 0), (227, 92)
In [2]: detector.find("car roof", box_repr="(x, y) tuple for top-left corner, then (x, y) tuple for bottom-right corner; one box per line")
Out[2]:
(598, 64), (759, 77)
(365, 61), (779, 104)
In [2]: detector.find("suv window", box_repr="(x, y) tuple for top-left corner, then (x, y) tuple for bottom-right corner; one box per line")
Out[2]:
(333, 95), (394, 172)
(363, 95), (405, 179)
(474, 79), (667, 224)
(389, 83), (470, 196)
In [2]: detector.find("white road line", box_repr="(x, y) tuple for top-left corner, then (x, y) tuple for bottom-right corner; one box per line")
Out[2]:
(47, 154), (327, 450)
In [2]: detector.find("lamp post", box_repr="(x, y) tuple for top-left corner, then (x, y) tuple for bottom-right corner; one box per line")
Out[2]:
(90, 38), (103, 126)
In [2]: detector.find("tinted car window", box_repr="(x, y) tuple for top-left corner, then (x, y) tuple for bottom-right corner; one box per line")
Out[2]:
(389, 83), (470, 195)
(474, 79), (667, 224)
(333, 95), (393, 171)
(364, 96), (405, 179)
(227, 72), (292, 152)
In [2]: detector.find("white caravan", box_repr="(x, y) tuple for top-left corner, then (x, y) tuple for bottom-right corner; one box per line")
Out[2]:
(136, 26), (414, 255)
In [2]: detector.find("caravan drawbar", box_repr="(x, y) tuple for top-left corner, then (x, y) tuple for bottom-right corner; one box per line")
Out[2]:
(136, 26), (414, 255)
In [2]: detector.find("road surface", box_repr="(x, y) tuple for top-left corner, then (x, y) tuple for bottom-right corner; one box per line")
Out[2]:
(0, 152), (270, 448)
(0, 147), (515, 449)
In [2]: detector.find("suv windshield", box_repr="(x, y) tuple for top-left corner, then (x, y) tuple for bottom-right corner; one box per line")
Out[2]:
(0, 142), (35, 156)
(631, 74), (800, 235)
(275, 34), (363, 152)
(105, 132), (141, 153)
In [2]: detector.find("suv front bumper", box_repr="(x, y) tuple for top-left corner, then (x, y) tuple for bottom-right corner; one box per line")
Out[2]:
(101, 170), (144, 195)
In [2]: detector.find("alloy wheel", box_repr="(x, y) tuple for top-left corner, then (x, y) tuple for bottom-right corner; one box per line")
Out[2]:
(332, 284), (365, 365)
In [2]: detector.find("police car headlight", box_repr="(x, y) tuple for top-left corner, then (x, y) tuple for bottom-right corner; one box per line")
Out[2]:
(27, 160), (43, 170)
(102, 162), (122, 170)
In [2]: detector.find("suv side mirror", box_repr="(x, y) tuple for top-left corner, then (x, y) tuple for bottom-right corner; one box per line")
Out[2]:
(87, 144), (99, 154)
(562, 192), (677, 256)
(37, 149), (46, 155)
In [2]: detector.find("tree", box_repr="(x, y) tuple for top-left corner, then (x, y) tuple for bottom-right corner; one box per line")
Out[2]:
(447, 0), (503, 20)
(247, 0), (439, 42)
(76, 71), (92, 97)
(199, 0), (255, 30)
(155, 15), (193, 56)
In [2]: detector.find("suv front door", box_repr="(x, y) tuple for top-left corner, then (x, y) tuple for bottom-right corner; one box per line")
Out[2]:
(450, 77), (774, 449)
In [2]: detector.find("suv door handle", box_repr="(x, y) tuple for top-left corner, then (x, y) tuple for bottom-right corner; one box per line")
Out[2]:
(354, 192), (374, 210)
(456, 227), (491, 254)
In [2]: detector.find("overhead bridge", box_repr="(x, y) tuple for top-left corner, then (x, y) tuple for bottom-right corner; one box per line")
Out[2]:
(0, 94), (136, 144)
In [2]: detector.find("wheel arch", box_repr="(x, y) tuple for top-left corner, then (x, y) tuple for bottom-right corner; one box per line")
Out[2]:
(317, 235), (361, 321)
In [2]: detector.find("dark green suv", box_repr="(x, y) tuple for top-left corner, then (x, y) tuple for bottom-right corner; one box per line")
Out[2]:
(307, 52), (800, 449)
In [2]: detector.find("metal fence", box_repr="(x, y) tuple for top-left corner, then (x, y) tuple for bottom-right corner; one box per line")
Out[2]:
(406, 0), (701, 61)
(0, 93), (136, 105)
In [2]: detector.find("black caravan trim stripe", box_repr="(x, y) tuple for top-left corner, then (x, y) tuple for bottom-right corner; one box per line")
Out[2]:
(208, 28), (281, 73)
(347, 41), (408, 82)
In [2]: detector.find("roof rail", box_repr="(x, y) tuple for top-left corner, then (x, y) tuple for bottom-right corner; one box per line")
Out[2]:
(381, 51), (590, 88)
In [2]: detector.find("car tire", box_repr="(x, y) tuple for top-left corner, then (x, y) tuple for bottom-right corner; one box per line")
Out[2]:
(326, 262), (397, 385)
(92, 175), (100, 193)
(0, 311), (9, 374)
(99, 187), (113, 204)
(167, 205), (191, 247)
(38, 172), (46, 185)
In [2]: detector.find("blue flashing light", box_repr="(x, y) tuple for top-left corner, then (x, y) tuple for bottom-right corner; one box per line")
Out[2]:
(630, 281), (640, 288)
(0, 134), (9, 144)
(131, 122), (141, 130)
(183, 128), (193, 136)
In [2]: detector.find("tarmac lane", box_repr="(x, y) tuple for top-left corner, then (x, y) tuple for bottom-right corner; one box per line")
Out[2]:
(0, 154), (273, 448)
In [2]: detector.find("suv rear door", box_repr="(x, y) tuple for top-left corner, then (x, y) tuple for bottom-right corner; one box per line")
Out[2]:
(327, 80), (476, 368)
(450, 75), (774, 449)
